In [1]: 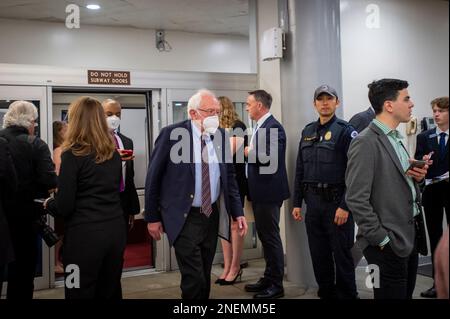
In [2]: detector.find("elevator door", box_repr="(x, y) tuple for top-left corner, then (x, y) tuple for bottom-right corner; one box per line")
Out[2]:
(51, 91), (155, 281)
(0, 85), (51, 294)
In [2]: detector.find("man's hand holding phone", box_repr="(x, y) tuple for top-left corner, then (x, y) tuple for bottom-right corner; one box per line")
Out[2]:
(118, 149), (134, 161)
(406, 152), (433, 182)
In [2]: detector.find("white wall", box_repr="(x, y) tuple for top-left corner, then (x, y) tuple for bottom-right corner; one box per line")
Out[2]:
(256, 0), (287, 255)
(341, 0), (449, 122)
(0, 18), (251, 74)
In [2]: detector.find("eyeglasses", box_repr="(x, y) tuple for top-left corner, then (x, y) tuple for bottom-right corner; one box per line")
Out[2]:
(197, 108), (221, 116)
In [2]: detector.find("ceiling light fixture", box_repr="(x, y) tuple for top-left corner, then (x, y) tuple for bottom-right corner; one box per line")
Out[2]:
(86, 4), (101, 10)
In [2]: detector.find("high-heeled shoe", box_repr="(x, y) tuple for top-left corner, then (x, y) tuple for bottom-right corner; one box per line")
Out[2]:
(220, 268), (243, 286)
(215, 278), (226, 284)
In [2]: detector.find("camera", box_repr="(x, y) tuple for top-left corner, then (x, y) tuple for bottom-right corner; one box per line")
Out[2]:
(33, 198), (60, 247)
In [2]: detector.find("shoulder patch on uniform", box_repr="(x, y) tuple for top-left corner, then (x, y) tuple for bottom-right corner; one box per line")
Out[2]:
(350, 130), (358, 139)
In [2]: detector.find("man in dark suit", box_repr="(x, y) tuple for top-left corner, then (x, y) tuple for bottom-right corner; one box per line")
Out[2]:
(144, 89), (248, 299)
(415, 96), (449, 298)
(102, 99), (140, 231)
(349, 107), (375, 133)
(346, 79), (430, 299)
(243, 90), (290, 299)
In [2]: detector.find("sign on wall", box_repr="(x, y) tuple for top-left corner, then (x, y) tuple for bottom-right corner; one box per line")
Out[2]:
(87, 70), (131, 85)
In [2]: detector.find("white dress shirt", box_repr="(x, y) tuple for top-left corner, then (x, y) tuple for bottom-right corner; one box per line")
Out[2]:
(436, 126), (449, 145)
(191, 122), (220, 207)
(113, 131), (127, 187)
(246, 112), (272, 177)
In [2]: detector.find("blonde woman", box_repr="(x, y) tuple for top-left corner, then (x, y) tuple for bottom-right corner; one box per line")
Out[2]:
(52, 120), (68, 175)
(45, 97), (126, 299)
(52, 120), (68, 275)
(217, 96), (248, 285)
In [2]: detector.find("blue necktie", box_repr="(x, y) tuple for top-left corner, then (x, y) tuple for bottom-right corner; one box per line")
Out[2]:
(439, 132), (447, 160)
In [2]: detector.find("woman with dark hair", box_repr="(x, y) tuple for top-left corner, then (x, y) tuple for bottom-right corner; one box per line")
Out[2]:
(45, 96), (126, 299)
(216, 96), (248, 285)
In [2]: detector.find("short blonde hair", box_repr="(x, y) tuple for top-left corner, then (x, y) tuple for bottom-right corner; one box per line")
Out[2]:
(62, 96), (116, 164)
(2, 100), (38, 129)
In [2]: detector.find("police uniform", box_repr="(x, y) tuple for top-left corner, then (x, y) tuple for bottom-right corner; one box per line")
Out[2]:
(293, 114), (358, 299)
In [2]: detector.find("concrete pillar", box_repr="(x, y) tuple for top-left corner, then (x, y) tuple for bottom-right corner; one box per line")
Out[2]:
(279, 0), (343, 288)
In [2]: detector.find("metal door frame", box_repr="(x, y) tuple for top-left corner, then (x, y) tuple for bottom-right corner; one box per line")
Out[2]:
(0, 85), (51, 293)
(49, 87), (168, 282)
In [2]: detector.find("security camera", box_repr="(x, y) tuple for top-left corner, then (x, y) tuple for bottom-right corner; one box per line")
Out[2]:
(155, 29), (171, 52)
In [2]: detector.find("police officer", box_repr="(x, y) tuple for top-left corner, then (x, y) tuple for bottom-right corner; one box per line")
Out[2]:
(292, 85), (358, 299)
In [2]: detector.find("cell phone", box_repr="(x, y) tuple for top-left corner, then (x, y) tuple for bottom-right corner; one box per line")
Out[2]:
(406, 160), (426, 172)
(120, 149), (134, 157)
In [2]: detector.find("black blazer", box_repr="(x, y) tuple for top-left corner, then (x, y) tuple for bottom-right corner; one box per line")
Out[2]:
(144, 120), (244, 246)
(48, 150), (124, 229)
(117, 132), (140, 216)
(0, 137), (17, 266)
(415, 128), (449, 179)
(246, 115), (290, 205)
(0, 126), (57, 223)
(349, 107), (375, 133)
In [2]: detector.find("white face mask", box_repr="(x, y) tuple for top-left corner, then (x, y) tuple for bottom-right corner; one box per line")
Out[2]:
(106, 115), (121, 130)
(202, 115), (219, 135)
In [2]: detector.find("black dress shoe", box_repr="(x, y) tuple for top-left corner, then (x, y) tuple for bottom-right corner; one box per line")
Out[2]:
(253, 286), (284, 299)
(245, 278), (270, 292)
(420, 287), (437, 298)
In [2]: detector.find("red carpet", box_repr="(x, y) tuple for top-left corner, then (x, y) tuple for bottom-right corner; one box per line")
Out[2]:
(123, 242), (153, 269)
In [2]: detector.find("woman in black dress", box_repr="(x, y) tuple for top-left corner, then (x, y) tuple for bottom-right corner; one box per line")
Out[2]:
(216, 96), (248, 285)
(45, 96), (126, 299)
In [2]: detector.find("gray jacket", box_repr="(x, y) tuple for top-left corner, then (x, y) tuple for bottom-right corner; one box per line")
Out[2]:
(345, 122), (422, 258)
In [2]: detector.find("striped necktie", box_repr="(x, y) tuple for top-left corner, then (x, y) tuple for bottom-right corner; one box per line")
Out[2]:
(201, 136), (212, 217)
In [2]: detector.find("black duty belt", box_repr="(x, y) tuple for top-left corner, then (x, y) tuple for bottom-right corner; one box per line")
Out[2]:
(303, 183), (345, 191)
(303, 183), (345, 202)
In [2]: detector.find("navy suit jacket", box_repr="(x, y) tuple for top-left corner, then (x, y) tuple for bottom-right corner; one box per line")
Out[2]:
(247, 115), (290, 205)
(144, 120), (244, 246)
(349, 107), (375, 133)
(415, 128), (449, 179)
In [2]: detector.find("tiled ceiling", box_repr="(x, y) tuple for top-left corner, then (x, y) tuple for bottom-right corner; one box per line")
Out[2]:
(0, 0), (249, 36)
